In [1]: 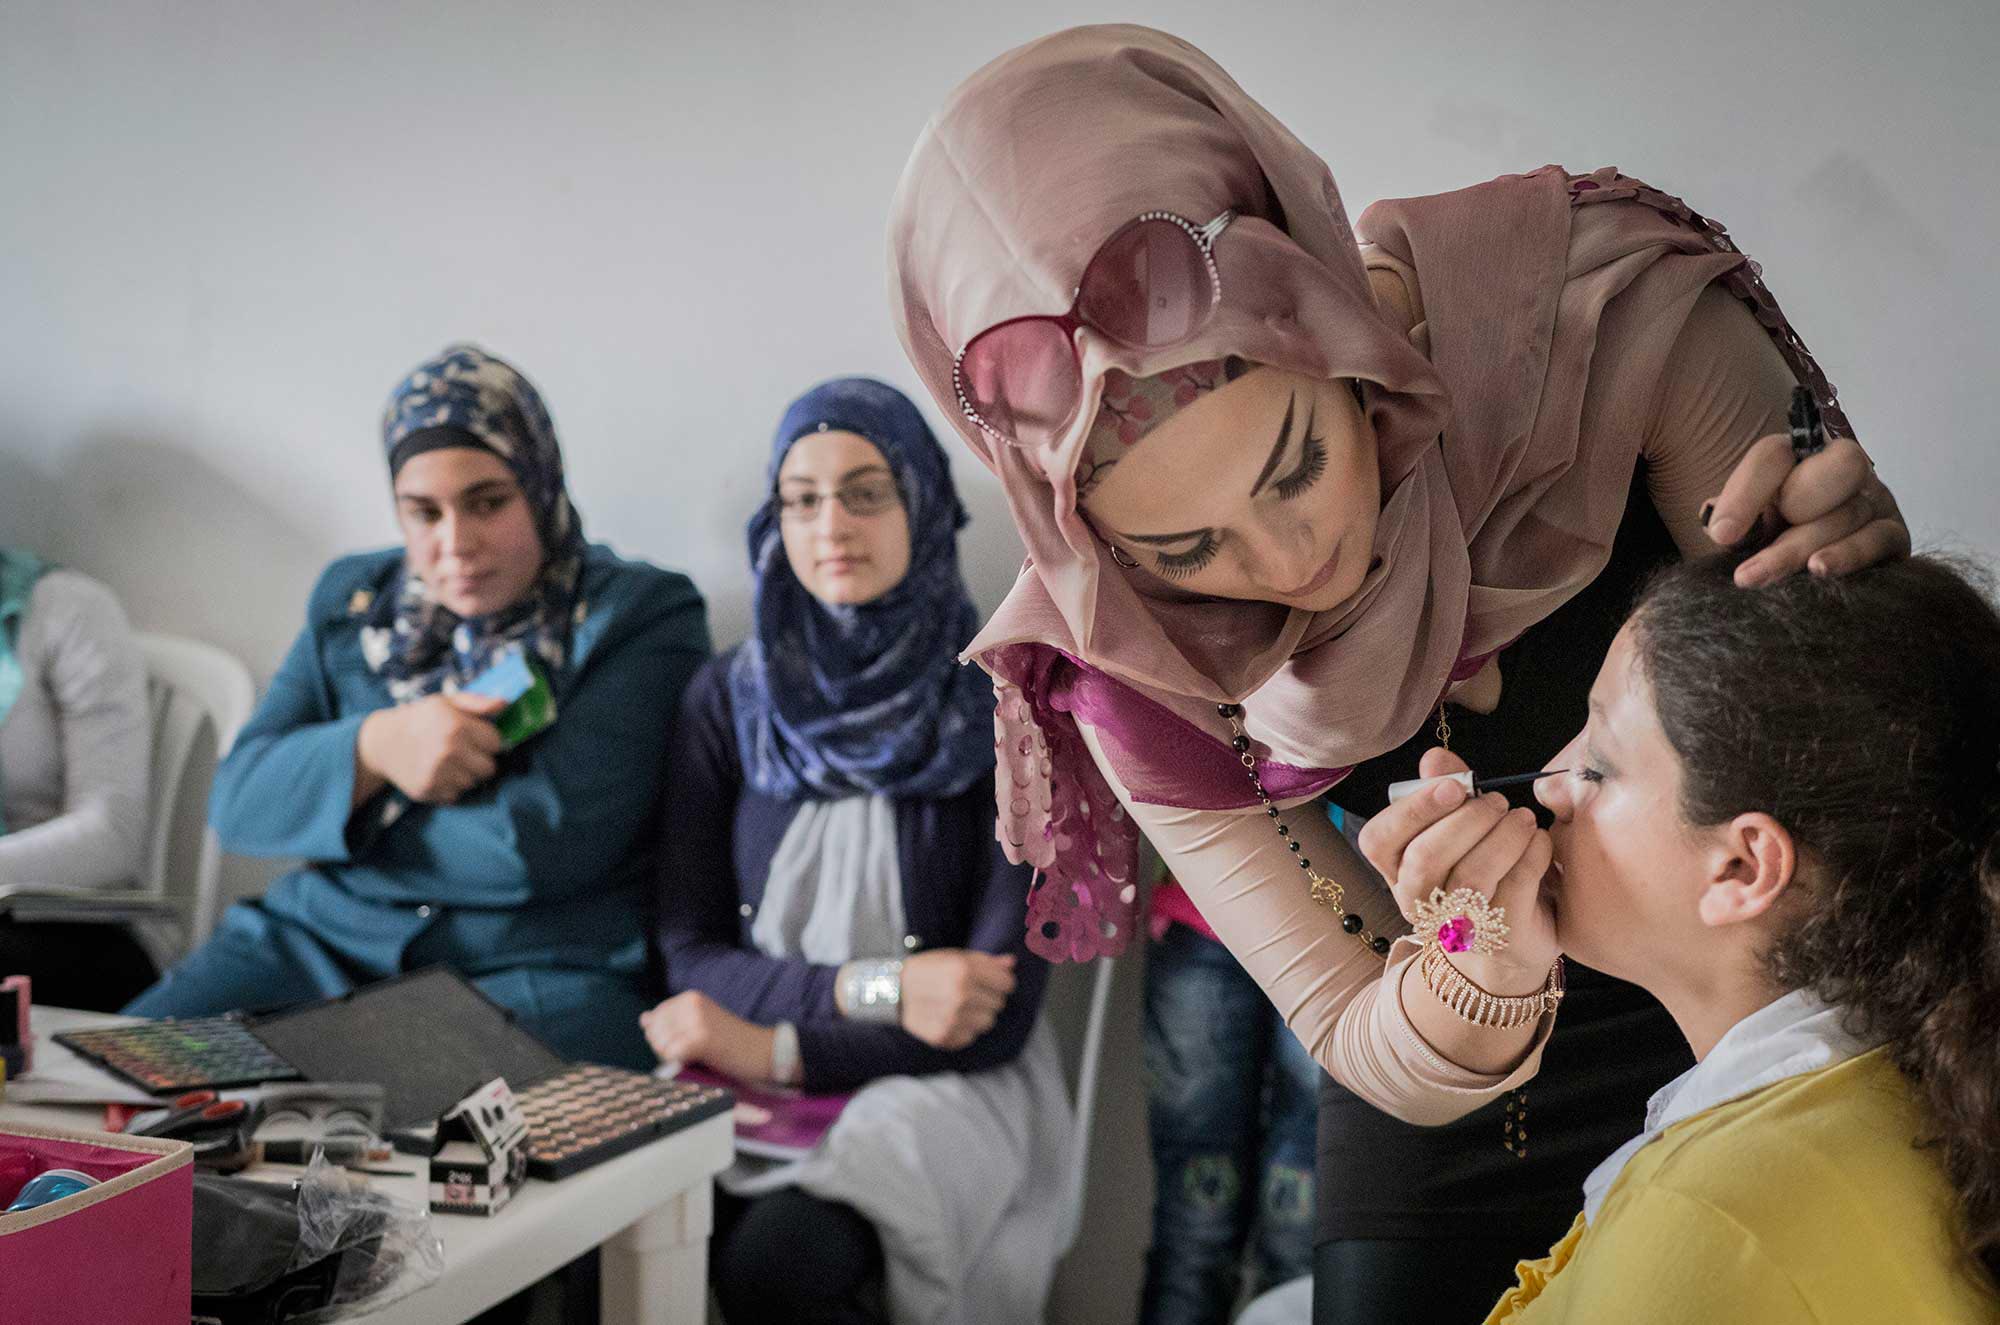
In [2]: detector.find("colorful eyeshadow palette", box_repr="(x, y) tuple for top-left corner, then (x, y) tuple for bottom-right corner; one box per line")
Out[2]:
(55, 1017), (304, 1093)
(516, 1064), (733, 1181)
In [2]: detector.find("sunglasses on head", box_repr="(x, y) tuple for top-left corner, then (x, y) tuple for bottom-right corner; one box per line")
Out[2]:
(952, 208), (1237, 448)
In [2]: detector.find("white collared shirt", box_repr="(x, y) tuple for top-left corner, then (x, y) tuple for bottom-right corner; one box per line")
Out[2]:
(1580, 989), (1880, 1223)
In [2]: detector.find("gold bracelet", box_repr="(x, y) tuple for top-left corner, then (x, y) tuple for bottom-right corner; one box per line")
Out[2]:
(1418, 942), (1565, 1029)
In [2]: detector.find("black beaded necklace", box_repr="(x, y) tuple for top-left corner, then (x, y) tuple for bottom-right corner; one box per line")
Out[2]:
(1219, 695), (1534, 1160)
(1215, 702), (1392, 959)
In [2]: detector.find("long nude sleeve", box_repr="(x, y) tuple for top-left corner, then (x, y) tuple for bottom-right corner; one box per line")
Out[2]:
(1364, 257), (1801, 560)
(1078, 723), (1551, 1125)
(1643, 284), (1800, 554)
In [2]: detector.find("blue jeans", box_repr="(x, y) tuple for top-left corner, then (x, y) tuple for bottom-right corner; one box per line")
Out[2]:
(1141, 921), (1321, 1325)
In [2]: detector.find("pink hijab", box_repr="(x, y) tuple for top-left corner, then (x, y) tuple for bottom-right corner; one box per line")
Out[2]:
(888, 25), (1840, 959)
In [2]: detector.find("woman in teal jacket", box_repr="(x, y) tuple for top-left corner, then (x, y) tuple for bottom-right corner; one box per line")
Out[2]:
(126, 344), (709, 1067)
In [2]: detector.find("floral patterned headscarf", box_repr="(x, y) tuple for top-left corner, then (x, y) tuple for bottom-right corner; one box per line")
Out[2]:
(360, 343), (586, 704)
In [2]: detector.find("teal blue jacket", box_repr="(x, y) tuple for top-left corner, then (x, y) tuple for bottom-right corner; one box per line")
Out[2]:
(208, 544), (711, 981)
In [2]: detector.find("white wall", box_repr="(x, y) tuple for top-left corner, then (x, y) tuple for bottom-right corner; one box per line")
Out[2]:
(5, 2), (1996, 1319)
(6, 1), (1997, 676)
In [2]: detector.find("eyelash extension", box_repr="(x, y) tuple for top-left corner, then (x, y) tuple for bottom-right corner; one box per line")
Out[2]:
(1274, 433), (1328, 500)
(1154, 532), (1221, 580)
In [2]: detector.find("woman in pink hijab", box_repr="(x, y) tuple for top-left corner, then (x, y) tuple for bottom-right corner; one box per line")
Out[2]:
(888, 24), (1908, 1324)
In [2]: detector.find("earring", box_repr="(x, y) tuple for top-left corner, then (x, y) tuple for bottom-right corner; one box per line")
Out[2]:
(1107, 544), (1140, 569)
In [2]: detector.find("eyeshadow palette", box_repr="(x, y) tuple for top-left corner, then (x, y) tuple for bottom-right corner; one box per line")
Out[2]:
(55, 1017), (304, 1094)
(515, 1064), (733, 1181)
(58, 971), (736, 1183)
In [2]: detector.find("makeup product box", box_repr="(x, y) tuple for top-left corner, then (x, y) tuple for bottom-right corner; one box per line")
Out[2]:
(428, 1077), (527, 1216)
(0, 976), (31, 1080)
(0, 1125), (194, 1324)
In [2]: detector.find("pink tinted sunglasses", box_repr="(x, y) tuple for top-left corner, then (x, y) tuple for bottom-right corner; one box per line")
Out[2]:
(952, 208), (1237, 446)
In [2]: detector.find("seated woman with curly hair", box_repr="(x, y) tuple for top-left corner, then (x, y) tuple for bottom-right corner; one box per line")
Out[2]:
(1360, 552), (2000, 1322)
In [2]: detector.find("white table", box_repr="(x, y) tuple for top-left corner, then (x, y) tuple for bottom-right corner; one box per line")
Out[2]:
(1, 1007), (732, 1325)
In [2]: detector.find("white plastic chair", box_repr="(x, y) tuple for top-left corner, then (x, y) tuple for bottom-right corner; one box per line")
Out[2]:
(1056, 952), (1118, 1255)
(135, 632), (256, 947)
(0, 631), (255, 961)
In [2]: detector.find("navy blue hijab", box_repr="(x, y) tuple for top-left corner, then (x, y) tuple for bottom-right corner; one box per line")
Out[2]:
(728, 377), (995, 801)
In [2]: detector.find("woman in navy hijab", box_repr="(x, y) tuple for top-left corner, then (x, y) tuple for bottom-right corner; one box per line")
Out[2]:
(647, 378), (1070, 1325)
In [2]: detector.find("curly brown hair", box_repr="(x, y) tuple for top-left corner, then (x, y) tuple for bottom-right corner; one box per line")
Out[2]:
(1630, 553), (2000, 1290)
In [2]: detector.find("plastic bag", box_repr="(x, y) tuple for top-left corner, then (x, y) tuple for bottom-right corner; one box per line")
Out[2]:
(284, 1152), (444, 1321)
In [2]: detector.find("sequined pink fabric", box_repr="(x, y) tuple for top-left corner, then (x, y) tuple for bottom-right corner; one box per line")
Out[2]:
(990, 642), (1354, 960)
(992, 659), (1139, 962)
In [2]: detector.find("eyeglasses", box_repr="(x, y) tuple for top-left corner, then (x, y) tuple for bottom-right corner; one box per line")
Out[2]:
(774, 475), (902, 523)
(952, 208), (1236, 447)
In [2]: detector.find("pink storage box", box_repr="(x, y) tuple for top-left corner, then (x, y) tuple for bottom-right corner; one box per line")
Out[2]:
(0, 1125), (194, 1325)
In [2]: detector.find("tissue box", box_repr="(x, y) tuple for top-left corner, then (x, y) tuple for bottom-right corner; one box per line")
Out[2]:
(0, 1125), (194, 1325)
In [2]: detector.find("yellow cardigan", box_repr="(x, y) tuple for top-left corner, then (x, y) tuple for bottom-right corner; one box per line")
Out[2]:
(1484, 1047), (1999, 1324)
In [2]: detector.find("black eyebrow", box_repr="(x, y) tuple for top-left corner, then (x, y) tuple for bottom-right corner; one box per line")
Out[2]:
(1247, 391), (1299, 498)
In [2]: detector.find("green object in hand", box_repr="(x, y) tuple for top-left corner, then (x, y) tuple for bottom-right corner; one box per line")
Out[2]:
(495, 660), (556, 748)
(462, 646), (558, 749)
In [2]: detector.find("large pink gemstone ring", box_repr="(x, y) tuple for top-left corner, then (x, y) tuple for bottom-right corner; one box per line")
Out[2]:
(1408, 887), (1510, 957)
